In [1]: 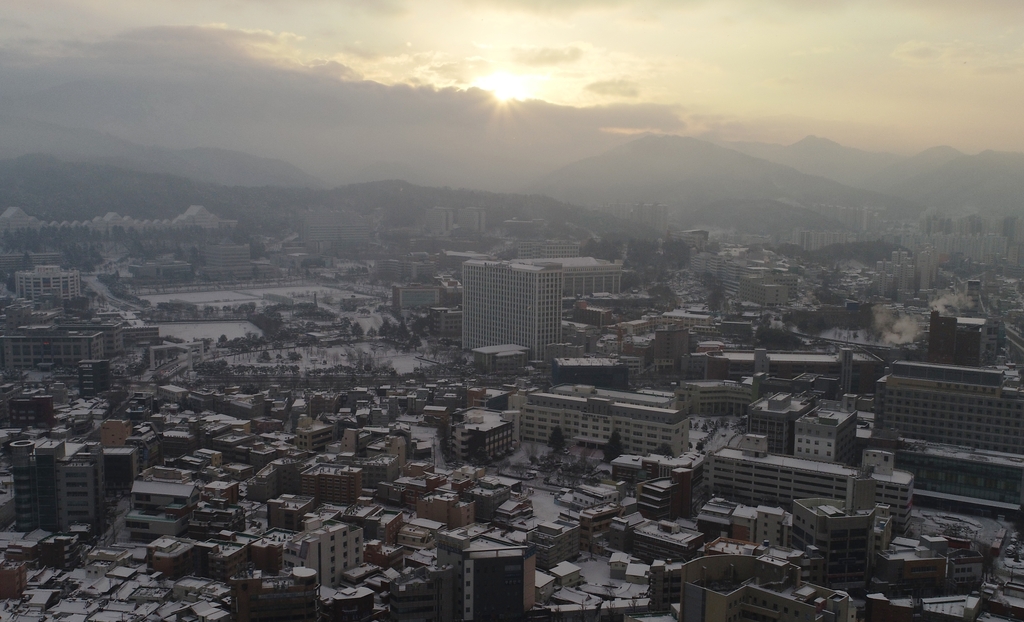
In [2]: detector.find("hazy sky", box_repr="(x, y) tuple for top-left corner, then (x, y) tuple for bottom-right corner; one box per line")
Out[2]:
(2, 1), (1023, 186)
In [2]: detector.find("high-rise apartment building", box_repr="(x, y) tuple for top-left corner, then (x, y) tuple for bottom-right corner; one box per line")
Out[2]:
(462, 260), (562, 358)
(12, 439), (106, 535)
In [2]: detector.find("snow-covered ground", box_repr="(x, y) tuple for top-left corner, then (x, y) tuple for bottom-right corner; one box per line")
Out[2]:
(158, 321), (262, 341)
(689, 416), (743, 452)
(140, 285), (375, 308)
(218, 342), (429, 374)
(530, 489), (562, 523)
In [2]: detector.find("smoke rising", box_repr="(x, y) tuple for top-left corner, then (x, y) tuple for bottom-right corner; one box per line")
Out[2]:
(930, 290), (971, 315)
(871, 306), (922, 345)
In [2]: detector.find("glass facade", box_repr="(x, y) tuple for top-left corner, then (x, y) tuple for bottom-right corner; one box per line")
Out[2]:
(896, 450), (1024, 506)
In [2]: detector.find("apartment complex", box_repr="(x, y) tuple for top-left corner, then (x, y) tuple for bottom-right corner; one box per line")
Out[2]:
(300, 464), (363, 505)
(462, 260), (562, 358)
(15, 265), (81, 300)
(876, 360), (1024, 454)
(520, 384), (688, 456)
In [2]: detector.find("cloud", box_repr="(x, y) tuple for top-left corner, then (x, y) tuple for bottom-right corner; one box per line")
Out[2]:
(585, 79), (639, 97)
(511, 46), (584, 66)
(891, 38), (1024, 76)
(0, 25), (685, 191)
(891, 40), (946, 63)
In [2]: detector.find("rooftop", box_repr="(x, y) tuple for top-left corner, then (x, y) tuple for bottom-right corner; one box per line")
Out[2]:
(714, 447), (913, 485)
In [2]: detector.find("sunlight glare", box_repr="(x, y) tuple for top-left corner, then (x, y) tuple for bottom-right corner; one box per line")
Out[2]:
(474, 72), (530, 101)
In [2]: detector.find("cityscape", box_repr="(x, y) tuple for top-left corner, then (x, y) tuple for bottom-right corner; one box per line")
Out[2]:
(3, 2), (1024, 622)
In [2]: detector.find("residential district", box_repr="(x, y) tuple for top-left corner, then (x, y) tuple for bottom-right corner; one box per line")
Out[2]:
(4, 203), (1024, 622)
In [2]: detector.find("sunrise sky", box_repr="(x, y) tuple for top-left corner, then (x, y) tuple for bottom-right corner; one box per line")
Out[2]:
(2, 0), (1023, 186)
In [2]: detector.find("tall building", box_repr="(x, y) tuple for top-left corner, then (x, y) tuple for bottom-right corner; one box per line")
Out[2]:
(458, 207), (487, 233)
(521, 256), (622, 296)
(516, 240), (579, 259)
(792, 498), (890, 589)
(426, 207), (455, 236)
(301, 464), (363, 505)
(877, 360), (1024, 453)
(204, 244), (252, 280)
(793, 409), (856, 464)
(302, 210), (370, 252)
(389, 565), (455, 622)
(462, 260), (562, 358)
(747, 393), (817, 456)
(283, 518), (363, 587)
(436, 526), (536, 622)
(15, 265), (81, 301)
(78, 359), (111, 398)
(927, 312), (997, 366)
(12, 439), (106, 535)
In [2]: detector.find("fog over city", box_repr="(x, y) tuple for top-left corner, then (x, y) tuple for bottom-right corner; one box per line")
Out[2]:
(2, 2), (1024, 622)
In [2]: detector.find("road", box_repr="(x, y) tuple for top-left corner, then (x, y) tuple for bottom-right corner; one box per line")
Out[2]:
(83, 275), (141, 311)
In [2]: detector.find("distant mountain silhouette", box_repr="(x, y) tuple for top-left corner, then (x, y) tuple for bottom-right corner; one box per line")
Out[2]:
(0, 156), (654, 238)
(533, 135), (919, 218)
(0, 115), (324, 188)
(878, 150), (1024, 213)
(725, 135), (903, 188)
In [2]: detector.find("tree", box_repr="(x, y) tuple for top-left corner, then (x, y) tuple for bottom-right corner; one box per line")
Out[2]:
(548, 426), (566, 452)
(603, 430), (624, 462)
(654, 443), (674, 457)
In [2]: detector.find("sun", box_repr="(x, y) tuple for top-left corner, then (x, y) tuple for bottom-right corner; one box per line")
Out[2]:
(474, 72), (530, 101)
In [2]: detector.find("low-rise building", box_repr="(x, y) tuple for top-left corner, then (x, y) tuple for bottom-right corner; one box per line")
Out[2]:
(527, 520), (580, 570)
(707, 436), (914, 532)
(647, 553), (853, 620)
(520, 384), (688, 457)
(452, 408), (515, 462)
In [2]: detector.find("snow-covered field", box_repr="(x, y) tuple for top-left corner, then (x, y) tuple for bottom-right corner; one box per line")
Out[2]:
(159, 322), (262, 341)
(140, 285), (375, 308)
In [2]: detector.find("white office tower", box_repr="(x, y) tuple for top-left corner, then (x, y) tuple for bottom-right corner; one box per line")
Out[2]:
(462, 260), (563, 358)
